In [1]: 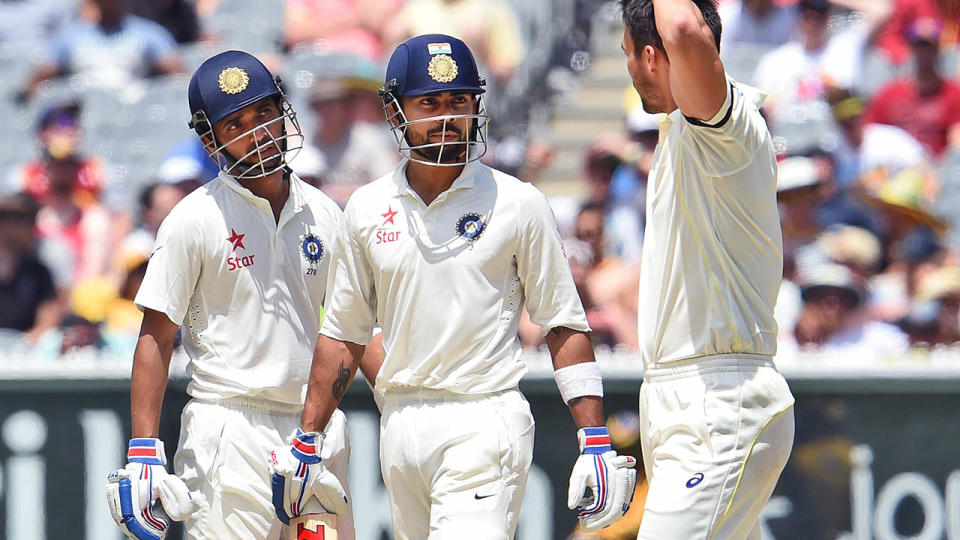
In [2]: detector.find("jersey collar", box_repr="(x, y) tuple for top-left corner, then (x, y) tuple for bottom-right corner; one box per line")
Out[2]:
(217, 170), (306, 215)
(391, 159), (478, 201)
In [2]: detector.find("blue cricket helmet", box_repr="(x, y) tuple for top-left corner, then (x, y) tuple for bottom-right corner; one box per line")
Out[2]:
(188, 50), (281, 128)
(381, 34), (489, 167)
(186, 50), (304, 179)
(383, 34), (486, 98)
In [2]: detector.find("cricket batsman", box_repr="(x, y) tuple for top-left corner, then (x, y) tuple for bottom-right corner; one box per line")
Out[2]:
(105, 50), (359, 539)
(269, 34), (638, 538)
(619, 1), (796, 538)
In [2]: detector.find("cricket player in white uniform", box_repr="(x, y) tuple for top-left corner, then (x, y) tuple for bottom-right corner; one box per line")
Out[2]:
(105, 50), (359, 540)
(619, 1), (796, 538)
(268, 34), (637, 538)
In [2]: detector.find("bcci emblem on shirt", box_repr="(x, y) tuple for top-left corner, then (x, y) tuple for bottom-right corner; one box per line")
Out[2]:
(299, 232), (324, 267)
(456, 213), (485, 241)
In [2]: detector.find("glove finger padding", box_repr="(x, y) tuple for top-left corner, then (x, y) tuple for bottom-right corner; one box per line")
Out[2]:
(154, 473), (206, 521)
(578, 452), (639, 531)
(106, 466), (169, 540)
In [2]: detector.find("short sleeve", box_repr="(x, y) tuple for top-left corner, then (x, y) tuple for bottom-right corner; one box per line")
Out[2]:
(681, 81), (771, 177)
(319, 204), (378, 345)
(514, 186), (590, 334)
(134, 209), (202, 325)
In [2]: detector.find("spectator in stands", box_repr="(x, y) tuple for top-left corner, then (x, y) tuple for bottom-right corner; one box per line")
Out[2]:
(19, 0), (184, 100)
(870, 224), (947, 323)
(284, 0), (400, 60)
(826, 87), (930, 187)
(304, 77), (398, 206)
(778, 155), (827, 262)
(574, 203), (639, 349)
(794, 262), (909, 359)
(719, 0), (799, 49)
(752, 0), (887, 136)
(802, 148), (882, 237)
(906, 265), (960, 345)
(130, 0), (201, 44)
(31, 153), (113, 287)
(0, 193), (62, 343)
(6, 101), (115, 209)
(101, 257), (148, 355)
(876, 0), (960, 65)
(119, 181), (186, 268)
(388, 0), (526, 84)
(581, 135), (646, 261)
(158, 136), (221, 188)
(0, 0), (72, 51)
(864, 18), (960, 158)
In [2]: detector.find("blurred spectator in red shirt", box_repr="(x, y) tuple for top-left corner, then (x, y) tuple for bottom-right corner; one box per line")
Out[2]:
(6, 102), (109, 210)
(864, 18), (960, 157)
(876, 0), (960, 64)
(284, 0), (400, 60)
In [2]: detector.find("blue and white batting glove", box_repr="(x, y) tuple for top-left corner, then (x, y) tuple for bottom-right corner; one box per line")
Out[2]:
(270, 428), (349, 524)
(567, 426), (638, 531)
(105, 438), (205, 540)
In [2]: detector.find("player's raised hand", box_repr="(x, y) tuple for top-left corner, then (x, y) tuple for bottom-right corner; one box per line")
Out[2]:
(567, 427), (638, 531)
(106, 438), (206, 540)
(270, 427), (349, 524)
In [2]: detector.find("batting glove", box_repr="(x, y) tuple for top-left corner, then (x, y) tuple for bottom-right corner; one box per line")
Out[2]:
(270, 427), (349, 524)
(567, 426), (638, 531)
(105, 438), (205, 540)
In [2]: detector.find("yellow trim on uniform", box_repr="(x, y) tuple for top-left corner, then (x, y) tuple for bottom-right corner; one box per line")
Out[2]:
(671, 143), (744, 350)
(707, 401), (795, 539)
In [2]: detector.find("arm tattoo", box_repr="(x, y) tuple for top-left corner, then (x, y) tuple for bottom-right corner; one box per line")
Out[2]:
(331, 360), (351, 400)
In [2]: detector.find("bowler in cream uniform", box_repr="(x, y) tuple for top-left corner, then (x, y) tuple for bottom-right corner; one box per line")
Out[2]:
(620, 1), (795, 538)
(105, 51), (357, 540)
(273, 34), (638, 538)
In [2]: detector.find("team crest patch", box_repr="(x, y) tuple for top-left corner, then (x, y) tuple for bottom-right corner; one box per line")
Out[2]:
(218, 67), (249, 94)
(427, 54), (458, 83)
(456, 213), (485, 241)
(299, 233), (324, 263)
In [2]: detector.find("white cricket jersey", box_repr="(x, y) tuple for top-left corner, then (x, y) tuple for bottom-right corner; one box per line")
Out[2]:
(135, 171), (342, 405)
(639, 79), (783, 366)
(320, 160), (590, 394)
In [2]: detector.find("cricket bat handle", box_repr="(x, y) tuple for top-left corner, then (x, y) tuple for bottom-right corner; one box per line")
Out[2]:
(288, 499), (338, 540)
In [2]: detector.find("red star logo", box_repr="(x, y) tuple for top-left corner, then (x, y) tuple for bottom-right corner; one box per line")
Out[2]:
(226, 228), (245, 251)
(381, 206), (398, 226)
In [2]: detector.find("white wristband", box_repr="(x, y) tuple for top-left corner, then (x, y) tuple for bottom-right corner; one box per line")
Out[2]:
(553, 362), (604, 404)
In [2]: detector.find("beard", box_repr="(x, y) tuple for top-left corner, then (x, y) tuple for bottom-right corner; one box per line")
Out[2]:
(407, 124), (469, 164)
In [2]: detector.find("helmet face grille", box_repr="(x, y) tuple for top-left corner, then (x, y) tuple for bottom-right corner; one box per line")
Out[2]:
(196, 97), (304, 180)
(381, 92), (489, 167)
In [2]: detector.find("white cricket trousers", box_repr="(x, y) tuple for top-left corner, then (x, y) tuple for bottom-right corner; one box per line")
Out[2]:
(637, 355), (795, 540)
(174, 397), (355, 540)
(380, 387), (535, 540)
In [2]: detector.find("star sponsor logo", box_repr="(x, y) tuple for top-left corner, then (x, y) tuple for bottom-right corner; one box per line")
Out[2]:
(227, 228), (246, 251)
(381, 206), (398, 226)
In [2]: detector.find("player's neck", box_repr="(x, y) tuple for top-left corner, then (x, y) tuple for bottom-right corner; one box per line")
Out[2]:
(405, 160), (464, 206)
(238, 170), (289, 222)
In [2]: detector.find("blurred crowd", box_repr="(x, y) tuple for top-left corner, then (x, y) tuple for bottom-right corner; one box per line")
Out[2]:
(3, 0), (960, 367)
